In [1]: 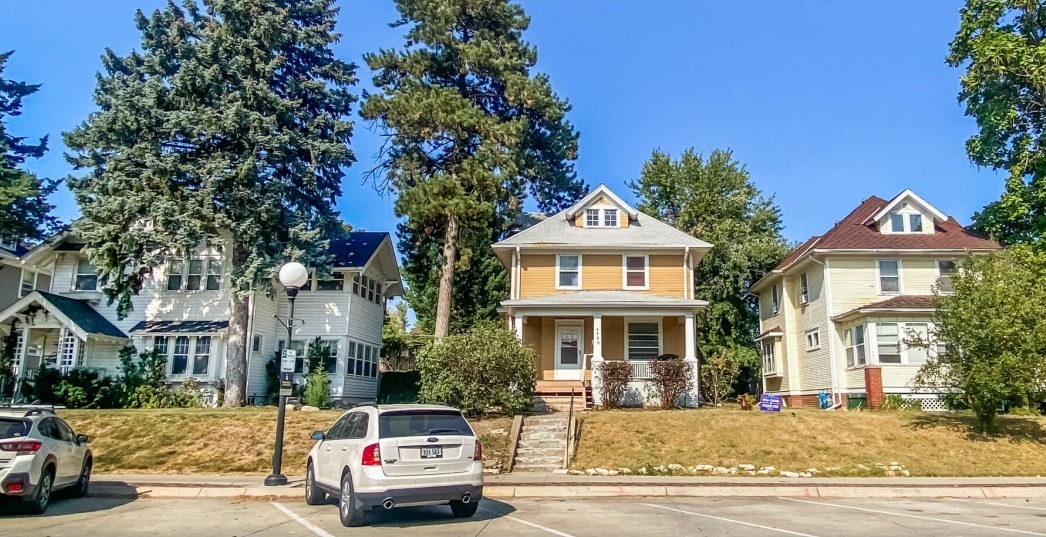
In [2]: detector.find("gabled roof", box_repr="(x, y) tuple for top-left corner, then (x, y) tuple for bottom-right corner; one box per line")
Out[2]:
(330, 232), (387, 268)
(832, 295), (936, 322)
(871, 189), (947, 223)
(0, 291), (127, 340)
(493, 209), (712, 250)
(563, 183), (640, 220)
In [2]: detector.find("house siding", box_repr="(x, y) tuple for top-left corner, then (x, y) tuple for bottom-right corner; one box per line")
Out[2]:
(793, 266), (832, 392)
(519, 253), (685, 299)
(0, 265), (20, 311)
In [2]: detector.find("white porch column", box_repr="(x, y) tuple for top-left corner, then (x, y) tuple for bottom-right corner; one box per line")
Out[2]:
(514, 315), (524, 340)
(684, 313), (699, 407)
(592, 314), (603, 360)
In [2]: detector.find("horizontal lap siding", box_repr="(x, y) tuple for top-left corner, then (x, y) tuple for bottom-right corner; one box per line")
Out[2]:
(582, 255), (620, 290)
(247, 295), (279, 401)
(662, 317), (684, 357)
(520, 253), (686, 298)
(521, 254), (562, 298)
(85, 340), (125, 376)
(794, 266), (831, 391)
(881, 365), (920, 390)
(602, 317), (624, 361)
(0, 267), (19, 311)
(646, 255), (684, 296)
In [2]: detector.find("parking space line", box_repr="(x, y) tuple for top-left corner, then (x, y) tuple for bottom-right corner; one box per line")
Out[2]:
(479, 507), (577, 537)
(642, 503), (820, 537)
(780, 498), (1046, 536)
(271, 502), (336, 537)
(946, 498), (1046, 512)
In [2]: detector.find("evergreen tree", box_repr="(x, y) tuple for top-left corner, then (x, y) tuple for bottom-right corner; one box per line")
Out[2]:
(630, 149), (790, 376)
(0, 51), (59, 241)
(949, 0), (1046, 248)
(361, 0), (585, 338)
(64, 0), (356, 406)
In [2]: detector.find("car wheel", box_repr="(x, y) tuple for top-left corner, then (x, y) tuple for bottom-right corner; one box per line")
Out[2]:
(450, 497), (480, 518)
(72, 458), (92, 498)
(24, 468), (53, 515)
(338, 473), (367, 527)
(304, 463), (326, 505)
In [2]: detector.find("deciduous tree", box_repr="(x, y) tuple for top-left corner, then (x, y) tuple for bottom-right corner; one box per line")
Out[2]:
(64, 0), (356, 406)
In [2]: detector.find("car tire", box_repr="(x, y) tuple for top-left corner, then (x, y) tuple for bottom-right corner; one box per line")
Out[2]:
(24, 467), (53, 515)
(338, 473), (367, 527)
(304, 463), (325, 505)
(71, 457), (92, 498)
(450, 498), (480, 518)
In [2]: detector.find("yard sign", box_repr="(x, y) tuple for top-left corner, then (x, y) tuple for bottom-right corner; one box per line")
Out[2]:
(759, 394), (782, 412)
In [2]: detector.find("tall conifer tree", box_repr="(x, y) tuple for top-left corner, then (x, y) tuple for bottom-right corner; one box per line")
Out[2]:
(64, 0), (356, 405)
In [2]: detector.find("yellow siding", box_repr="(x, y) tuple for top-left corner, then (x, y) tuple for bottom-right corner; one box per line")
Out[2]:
(602, 317), (624, 361)
(519, 253), (686, 298)
(900, 258), (939, 294)
(621, 216), (630, 228)
(792, 265), (832, 391)
(663, 317), (684, 357)
(582, 255), (621, 290)
(540, 317), (555, 380)
(522, 319), (543, 378)
(520, 254), (563, 298)
(828, 256), (946, 315)
(647, 255), (684, 296)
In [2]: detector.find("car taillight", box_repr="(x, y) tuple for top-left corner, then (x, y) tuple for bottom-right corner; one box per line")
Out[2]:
(474, 439), (483, 461)
(0, 440), (42, 456)
(362, 443), (381, 466)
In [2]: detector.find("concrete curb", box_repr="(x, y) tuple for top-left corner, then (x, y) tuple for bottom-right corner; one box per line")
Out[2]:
(90, 482), (1046, 500)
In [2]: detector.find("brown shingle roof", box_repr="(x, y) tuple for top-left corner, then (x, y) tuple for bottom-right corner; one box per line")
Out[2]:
(832, 295), (935, 321)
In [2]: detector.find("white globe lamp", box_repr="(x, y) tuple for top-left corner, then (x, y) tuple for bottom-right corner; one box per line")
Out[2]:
(278, 261), (309, 289)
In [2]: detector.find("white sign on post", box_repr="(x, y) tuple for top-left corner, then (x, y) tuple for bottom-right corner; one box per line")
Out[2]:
(280, 349), (297, 373)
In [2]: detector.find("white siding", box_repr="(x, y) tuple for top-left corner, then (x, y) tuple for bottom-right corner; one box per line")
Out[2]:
(792, 266), (832, 392)
(247, 293), (279, 402)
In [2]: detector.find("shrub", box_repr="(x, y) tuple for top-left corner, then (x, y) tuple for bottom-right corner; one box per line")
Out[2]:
(173, 378), (203, 408)
(215, 378), (226, 407)
(118, 347), (175, 409)
(22, 362), (62, 404)
(700, 346), (742, 406)
(596, 361), (632, 409)
(55, 369), (118, 409)
(378, 370), (421, 403)
(880, 394), (919, 411)
(302, 365), (331, 408)
(647, 358), (693, 410)
(0, 330), (17, 399)
(418, 320), (535, 417)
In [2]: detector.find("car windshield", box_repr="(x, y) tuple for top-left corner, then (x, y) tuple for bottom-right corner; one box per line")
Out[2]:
(378, 410), (473, 439)
(0, 418), (30, 439)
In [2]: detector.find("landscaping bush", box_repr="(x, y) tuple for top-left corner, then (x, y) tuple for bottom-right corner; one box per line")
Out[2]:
(699, 345), (742, 406)
(596, 361), (632, 409)
(0, 330), (17, 400)
(55, 368), (118, 408)
(377, 370), (421, 403)
(880, 394), (919, 411)
(647, 358), (693, 410)
(303, 366), (331, 408)
(172, 378), (204, 407)
(118, 347), (176, 409)
(21, 362), (62, 404)
(418, 320), (536, 417)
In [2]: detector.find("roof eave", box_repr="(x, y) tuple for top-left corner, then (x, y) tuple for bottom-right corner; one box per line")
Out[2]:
(831, 307), (936, 322)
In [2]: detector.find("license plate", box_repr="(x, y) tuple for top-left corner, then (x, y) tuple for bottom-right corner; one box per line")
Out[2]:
(420, 446), (443, 459)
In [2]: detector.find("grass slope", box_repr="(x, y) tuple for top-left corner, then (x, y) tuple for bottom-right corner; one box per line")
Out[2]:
(60, 408), (511, 475)
(574, 409), (1046, 477)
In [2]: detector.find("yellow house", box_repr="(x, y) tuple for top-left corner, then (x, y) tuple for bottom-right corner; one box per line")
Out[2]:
(492, 184), (712, 409)
(749, 190), (1000, 410)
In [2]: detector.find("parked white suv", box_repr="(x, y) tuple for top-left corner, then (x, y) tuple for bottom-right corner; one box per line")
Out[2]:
(305, 404), (484, 527)
(0, 407), (92, 514)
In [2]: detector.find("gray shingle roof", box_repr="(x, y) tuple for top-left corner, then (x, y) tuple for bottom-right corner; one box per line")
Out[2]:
(502, 290), (708, 307)
(493, 210), (712, 249)
(130, 320), (230, 334)
(36, 291), (127, 339)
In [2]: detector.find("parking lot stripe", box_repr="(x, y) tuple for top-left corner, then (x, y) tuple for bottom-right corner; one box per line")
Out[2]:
(642, 503), (820, 537)
(271, 502), (336, 537)
(479, 507), (577, 537)
(946, 498), (1046, 512)
(780, 498), (1046, 536)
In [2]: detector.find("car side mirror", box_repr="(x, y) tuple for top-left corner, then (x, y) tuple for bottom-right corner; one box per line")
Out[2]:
(76, 434), (89, 444)
(311, 431), (325, 441)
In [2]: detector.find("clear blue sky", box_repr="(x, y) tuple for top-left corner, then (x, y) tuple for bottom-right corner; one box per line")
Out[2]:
(1, 0), (1001, 245)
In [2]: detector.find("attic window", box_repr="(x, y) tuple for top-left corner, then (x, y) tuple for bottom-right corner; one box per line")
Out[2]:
(604, 209), (618, 227)
(585, 208), (619, 228)
(585, 209), (599, 227)
(910, 214), (923, 232)
(890, 213), (905, 233)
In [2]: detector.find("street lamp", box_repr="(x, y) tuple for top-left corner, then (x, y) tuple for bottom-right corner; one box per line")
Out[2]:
(265, 261), (309, 487)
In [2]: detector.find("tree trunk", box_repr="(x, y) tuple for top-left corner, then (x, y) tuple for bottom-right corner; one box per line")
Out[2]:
(433, 214), (459, 339)
(223, 243), (250, 407)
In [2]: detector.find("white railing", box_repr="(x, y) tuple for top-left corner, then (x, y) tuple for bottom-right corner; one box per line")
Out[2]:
(629, 360), (653, 380)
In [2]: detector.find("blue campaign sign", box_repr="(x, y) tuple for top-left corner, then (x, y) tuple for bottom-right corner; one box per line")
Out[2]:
(759, 394), (782, 412)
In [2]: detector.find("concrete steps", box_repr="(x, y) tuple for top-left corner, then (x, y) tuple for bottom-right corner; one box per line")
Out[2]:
(513, 417), (568, 472)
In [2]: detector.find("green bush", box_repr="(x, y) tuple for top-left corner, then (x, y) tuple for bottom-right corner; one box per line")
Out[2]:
(418, 320), (536, 417)
(55, 369), (118, 409)
(378, 371), (421, 403)
(118, 347), (175, 409)
(302, 366), (331, 408)
(173, 378), (203, 408)
(880, 394), (919, 411)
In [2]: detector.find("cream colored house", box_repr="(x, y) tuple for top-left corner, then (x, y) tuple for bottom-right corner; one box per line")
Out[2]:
(493, 184), (712, 409)
(0, 231), (402, 405)
(750, 190), (1000, 410)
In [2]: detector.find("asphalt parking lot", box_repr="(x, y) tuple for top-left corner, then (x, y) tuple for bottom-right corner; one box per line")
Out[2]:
(3, 495), (1046, 536)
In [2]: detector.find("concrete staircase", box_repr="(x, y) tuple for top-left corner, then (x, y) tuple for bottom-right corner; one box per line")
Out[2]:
(513, 416), (568, 471)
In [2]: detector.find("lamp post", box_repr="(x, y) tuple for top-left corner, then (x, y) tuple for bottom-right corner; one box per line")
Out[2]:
(265, 261), (309, 487)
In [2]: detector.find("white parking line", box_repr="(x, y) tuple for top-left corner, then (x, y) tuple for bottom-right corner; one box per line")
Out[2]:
(479, 507), (577, 537)
(780, 498), (1046, 536)
(271, 502), (336, 537)
(643, 503), (820, 537)
(946, 498), (1046, 512)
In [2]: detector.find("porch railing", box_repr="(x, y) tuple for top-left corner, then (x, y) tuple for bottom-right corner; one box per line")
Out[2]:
(629, 360), (653, 380)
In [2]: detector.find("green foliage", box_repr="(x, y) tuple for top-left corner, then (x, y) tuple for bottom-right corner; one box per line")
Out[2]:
(23, 362), (62, 404)
(910, 252), (1046, 433)
(630, 149), (788, 372)
(381, 301), (411, 362)
(377, 370), (421, 404)
(302, 365), (330, 408)
(362, 0), (585, 336)
(699, 345), (744, 406)
(172, 378), (204, 408)
(55, 369), (118, 409)
(417, 320), (535, 417)
(118, 347), (175, 409)
(646, 358), (694, 410)
(215, 378), (225, 408)
(949, 1), (1046, 247)
(63, 0), (358, 405)
(596, 361), (632, 409)
(0, 51), (60, 241)
(879, 394), (919, 412)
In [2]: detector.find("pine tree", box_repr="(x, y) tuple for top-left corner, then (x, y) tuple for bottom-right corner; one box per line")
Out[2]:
(361, 0), (585, 338)
(64, 0), (356, 406)
(0, 51), (59, 241)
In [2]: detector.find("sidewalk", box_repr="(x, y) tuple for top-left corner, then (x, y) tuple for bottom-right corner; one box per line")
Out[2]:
(91, 473), (1046, 500)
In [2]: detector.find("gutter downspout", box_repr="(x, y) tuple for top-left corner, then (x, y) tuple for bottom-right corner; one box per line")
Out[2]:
(510, 249), (518, 300)
(515, 246), (521, 300)
(810, 255), (841, 407)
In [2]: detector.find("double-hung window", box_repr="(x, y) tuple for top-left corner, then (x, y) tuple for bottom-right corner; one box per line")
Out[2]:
(167, 260), (184, 290)
(845, 325), (867, 367)
(20, 269), (35, 297)
(799, 272), (809, 304)
(313, 340), (339, 374)
(906, 323), (929, 365)
(910, 214), (923, 232)
(876, 323), (901, 364)
(878, 260), (900, 293)
(603, 209), (618, 227)
(805, 329), (820, 350)
(171, 336), (190, 375)
(762, 341), (776, 374)
(890, 213), (905, 232)
(585, 209), (600, 227)
(74, 258), (98, 291)
(186, 259), (204, 291)
(556, 255), (580, 289)
(205, 260), (222, 290)
(771, 285), (780, 315)
(626, 322), (660, 360)
(623, 255), (647, 289)
(937, 260), (956, 294)
(317, 271), (345, 291)
(193, 336), (211, 374)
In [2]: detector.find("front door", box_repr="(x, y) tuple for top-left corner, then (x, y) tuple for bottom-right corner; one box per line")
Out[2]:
(555, 323), (584, 381)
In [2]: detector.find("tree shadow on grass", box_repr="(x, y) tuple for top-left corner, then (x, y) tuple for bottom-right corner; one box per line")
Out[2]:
(905, 412), (1046, 444)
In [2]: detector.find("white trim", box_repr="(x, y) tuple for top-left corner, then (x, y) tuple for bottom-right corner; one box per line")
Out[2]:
(770, 284), (780, 315)
(509, 250), (517, 300)
(553, 319), (584, 381)
(622, 254), (650, 290)
(761, 340), (778, 376)
(820, 257), (840, 402)
(875, 258), (902, 295)
(804, 328), (821, 351)
(871, 189), (948, 223)
(936, 258), (957, 295)
(555, 254), (582, 290)
(563, 183), (639, 220)
(624, 318), (662, 361)
(798, 271), (809, 305)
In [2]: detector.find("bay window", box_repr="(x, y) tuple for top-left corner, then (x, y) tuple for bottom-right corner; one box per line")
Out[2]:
(845, 325), (866, 367)
(193, 336), (211, 375)
(876, 323), (901, 363)
(171, 336), (190, 375)
(762, 341), (776, 374)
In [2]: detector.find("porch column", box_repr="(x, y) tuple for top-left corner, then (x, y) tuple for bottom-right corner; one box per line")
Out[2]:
(513, 315), (524, 340)
(684, 313), (696, 360)
(684, 313), (699, 407)
(592, 314), (603, 360)
(12, 326), (30, 402)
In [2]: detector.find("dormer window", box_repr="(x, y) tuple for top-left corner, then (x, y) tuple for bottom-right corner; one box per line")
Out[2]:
(890, 213), (905, 233)
(74, 258), (99, 291)
(583, 207), (620, 228)
(910, 214), (923, 232)
(585, 209), (600, 227)
(604, 209), (618, 227)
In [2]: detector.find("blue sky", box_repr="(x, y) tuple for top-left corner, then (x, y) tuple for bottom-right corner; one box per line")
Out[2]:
(2, 0), (1000, 245)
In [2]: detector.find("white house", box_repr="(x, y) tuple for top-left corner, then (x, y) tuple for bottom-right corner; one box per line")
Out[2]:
(0, 231), (402, 405)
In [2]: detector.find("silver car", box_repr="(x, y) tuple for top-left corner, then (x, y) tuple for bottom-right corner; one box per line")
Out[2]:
(0, 407), (92, 514)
